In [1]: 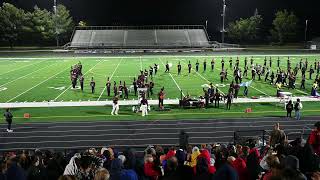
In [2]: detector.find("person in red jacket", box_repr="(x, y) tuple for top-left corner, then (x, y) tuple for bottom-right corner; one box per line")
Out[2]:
(144, 154), (162, 180)
(194, 149), (216, 175)
(308, 121), (320, 155)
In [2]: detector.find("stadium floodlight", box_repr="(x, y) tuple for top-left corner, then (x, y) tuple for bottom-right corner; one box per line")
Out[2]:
(220, 0), (227, 44)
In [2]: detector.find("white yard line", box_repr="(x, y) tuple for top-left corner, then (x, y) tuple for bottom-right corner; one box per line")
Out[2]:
(159, 58), (185, 96)
(295, 89), (308, 95)
(0, 60), (43, 76)
(140, 56), (143, 71)
(6, 67), (70, 103)
(0, 62), (58, 88)
(53, 60), (103, 101)
(97, 59), (123, 101)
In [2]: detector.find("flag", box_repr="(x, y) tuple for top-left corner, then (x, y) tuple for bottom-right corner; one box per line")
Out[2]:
(240, 80), (252, 87)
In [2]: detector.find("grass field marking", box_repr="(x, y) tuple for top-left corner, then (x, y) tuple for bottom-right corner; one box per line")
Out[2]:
(139, 56), (143, 71)
(97, 58), (123, 101)
(53, 60), (104, 101)
(159, 58), (185, 96)
(294, 88), (309, 95)
(0, 62), (58, 88)
(0, 60), (43, 77)
(179, 58), (225, 96)
(6, 66), (71, 103)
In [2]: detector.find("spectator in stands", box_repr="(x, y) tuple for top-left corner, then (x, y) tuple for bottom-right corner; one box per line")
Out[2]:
(94, 168), (110, 180)
(26, 155), (47, 180)
(246, 143), (261, 180)
(186, 147), (200, 168)
(5, 155), (27, 180)
(212, 156), (238, 180)
(282, 155), (307, 180)
(260, 155), (281, 180)
(269, 123), (286, 147)
(308, 122), (320, 156)
(109, 158), (123, 180)
(143, 154), (161, 180)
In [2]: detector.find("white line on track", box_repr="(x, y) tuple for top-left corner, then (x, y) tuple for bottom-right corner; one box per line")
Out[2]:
(0, 62), (58, 88)
(0, 124), (313, 134)
(53, 60), (103, 101)
(0, 60), (43, 76)
(6, 67), (71, 103)
(159, 58), (185, 96)
(0, 131), (234, 139)
(43, 123), (313, 129)
(0, 116), (317, 125)
(0, 138), (181, 145)
(97, 59), (123, 101)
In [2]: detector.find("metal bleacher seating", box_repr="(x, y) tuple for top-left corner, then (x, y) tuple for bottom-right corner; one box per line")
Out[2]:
(69, 25), (211, 49)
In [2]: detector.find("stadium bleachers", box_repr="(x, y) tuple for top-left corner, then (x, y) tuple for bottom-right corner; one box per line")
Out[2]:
(69, 26), (211, 48)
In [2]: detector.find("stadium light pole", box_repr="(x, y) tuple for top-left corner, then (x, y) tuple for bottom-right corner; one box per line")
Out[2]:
(53, 0), (59, 47)
(220, 0), (227, 44)
(205, 20), (208, 30)
(304, 19), (308, 43)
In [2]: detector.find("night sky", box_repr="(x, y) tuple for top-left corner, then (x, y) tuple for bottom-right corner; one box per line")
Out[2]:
(1, 0), (319, 41)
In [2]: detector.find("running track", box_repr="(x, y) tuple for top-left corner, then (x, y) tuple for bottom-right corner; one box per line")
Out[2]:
(0, 116), (319, 151)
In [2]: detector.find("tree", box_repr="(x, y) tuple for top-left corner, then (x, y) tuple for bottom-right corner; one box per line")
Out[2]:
(227, 10), (263, 43)
(0, 3), (29, 48)
(26, 6), (55, 43)
(270, 10), (298, 44)
(53, 4), (74, 46)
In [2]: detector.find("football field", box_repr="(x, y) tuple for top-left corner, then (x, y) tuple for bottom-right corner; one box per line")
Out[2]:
(0, 54), (318, 103)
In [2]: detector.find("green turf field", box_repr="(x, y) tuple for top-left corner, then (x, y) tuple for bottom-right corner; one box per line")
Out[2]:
(0, 55), (318, 103)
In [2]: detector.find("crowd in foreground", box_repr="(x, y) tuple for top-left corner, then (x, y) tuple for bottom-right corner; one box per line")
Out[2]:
(1, 122), (320, 180)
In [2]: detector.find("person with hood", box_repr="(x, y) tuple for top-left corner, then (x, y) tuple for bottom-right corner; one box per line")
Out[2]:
(64, 153), (81, 176)
(186, 147), (200, 168)
(231, 156), (248, 180)
(195, 149), (216, 175)
(5, 155), (27, 180)
(109, 158), (123, 180)
(212, 156), (238, 180)
(192, 155), (211, 180)
(282, 155), (307, 180)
